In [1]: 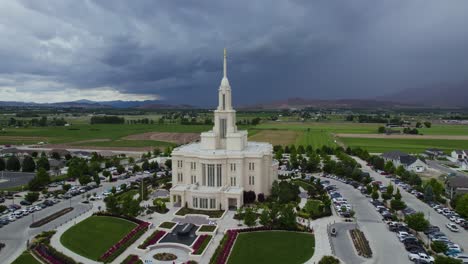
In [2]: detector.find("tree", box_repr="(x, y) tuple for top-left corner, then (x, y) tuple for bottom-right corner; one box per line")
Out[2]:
(164, 159), (172, 169)
(141, 160), (149, 171)
(36, 157), (50, 171)
(79, 175), (92, 186)
(434, 255), (463, 264)
(415, 122), (422, 128)
(405, 212), (429, 231)
(22, 156), (36, 172)
(455, 194), (468, 218)
(377, 126), (386, 133)
(424, 185), (434, 202)
(259, 208), (270, 226)
(29, 167), (51, 191)
(318, 255), (340, 264)
(0, 158), (4, 171)
(51, 152), (61, 160)
(278, 204), (297, 229)
(6, 156), (20, 171)
(243, 191), (256, 204)
(243, 207), (257, 227)
(366, 184), (373, 194)
(63, 184), (71, 192)
(431, 241), (448, 253)
(25, 192), (40, 203)
(116, 165), (125, 174)
(121, 196), (141, 217)
(257, 193), (265, 203)
(395, 165), (405, 176)
(93, 174), (101, 186)
(390, 199), (406, 211)
(424, 121), (432, 128)
(394, 188), (402, 200)
(105, 195), (120, 215)
(384, 161), (395, 173)
(371, 189), (379, 200)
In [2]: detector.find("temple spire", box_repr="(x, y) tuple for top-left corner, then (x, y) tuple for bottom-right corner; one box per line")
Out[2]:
(223, 48), (227, 78)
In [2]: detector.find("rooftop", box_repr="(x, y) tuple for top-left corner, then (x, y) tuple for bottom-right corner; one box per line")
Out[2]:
(172, 141), (272, 157)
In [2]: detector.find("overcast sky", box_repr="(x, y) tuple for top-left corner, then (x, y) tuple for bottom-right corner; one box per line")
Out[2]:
(1, 0), (468, 106)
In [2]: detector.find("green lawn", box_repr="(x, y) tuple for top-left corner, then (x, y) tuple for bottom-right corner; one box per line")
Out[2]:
(340, 137), (468, 153)
(228, 231), (315, 264)
(60, 215), (137, 260)
(11, 251), (41, 264)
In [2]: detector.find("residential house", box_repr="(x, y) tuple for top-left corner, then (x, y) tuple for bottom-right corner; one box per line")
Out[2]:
(424, 148), (445, 158)
(450, 150), (468, 168)
(445, 175), (468, 199)
(381, 150), (428, 173)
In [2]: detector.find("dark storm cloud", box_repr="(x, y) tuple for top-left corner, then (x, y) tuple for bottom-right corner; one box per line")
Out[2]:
(0, 0), (467, 105)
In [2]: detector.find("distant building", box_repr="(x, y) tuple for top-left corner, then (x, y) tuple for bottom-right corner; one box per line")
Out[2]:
(450, 150), (468, 169)
(425, 148), (445, 158)
(445, 175), (468, 199)
(381, 150), (428, 172)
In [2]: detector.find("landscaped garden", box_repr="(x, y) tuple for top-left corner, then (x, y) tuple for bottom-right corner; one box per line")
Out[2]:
(192, 234), (212, 255)
(198, 225), (216, 232)
(227, 231), (315, 264)
(60, 215), (138, 260)
(159, 221), (176, 229)
(138, 230), (166, 249)
(175, 207), (225, 218)
(11, 251), (41, 264)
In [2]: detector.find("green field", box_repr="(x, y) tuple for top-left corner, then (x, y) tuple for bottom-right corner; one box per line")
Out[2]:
(418, 124), (468, 135)
(11, 251), (41, 264)
(340, 137), (468, 153)
(60, 215), (137, 260)
(228, 231), (315, 264)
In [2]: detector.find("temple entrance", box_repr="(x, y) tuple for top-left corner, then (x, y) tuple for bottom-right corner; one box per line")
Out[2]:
(228, 198), (238, 210)
(173, 195), (182, 207)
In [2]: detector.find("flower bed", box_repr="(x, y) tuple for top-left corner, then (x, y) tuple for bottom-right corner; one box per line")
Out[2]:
(138, 230), (166, 249)
(154, 252), (177, 261)
(350, 229), (372, 258)
(159, 221), (176, 229)
(192, 235), (212, 255)
(99, 221), (150, 263)
(121, 254), (143, 264)
(33, 243), (79, 264)
(30, 207), (74, 228)
(175, 207), (225, 218)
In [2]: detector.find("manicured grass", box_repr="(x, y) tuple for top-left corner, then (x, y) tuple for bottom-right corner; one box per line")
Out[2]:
(418, 124), (468, 135)
(11, 251), (41, 264)
(116, 189), (139, 202)
(228, 231), (315, 264)
(296, 130), (336, 147)
(340, 137), (468, 153)
(60, 215), (137, 260)
(159, 221), (176, 229)
(198, 225), (216, 232)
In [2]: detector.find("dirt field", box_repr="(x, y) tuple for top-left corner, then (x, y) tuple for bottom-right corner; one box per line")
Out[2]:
(335, 133), (468, 140)
(0, 136), (48, 141)
(123, 132), (199, 144)
(249, 130), (302, 146)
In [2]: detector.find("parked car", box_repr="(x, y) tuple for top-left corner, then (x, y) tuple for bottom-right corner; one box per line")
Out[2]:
(20, 200), (31, 206)
(408, 252), (434, 263)
(446, 223), (460, 232)
(453, 254), (468, 264)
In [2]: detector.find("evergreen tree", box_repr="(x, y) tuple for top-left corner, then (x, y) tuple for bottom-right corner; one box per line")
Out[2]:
(0, 157), (5, 171)
(36, 156), (50, 171)
(6, 156), (20, 171)
(22, 156), (36, 172)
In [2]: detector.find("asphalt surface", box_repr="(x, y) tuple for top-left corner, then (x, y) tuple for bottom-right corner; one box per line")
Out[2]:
(354, 157), (468, 250)
(0, 171), (35, 189)
(0, 172), (153, 264)
(320, 175), (411, 264)
(330, 222), (365, 264)
(426, 160), (468, 176)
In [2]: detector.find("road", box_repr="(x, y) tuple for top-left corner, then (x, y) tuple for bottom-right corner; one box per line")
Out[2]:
(426, 160), (467, 176)
(0, 172), (152, 264)
(353, 157), (468, 250)
(15, 146), (146, 156)
(319, 176), (411, 264)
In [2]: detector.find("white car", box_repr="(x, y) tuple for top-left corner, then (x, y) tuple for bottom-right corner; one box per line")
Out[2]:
(408, 252), (434, 263)
(446, 223), (460, 232)
(455, 218), (466, 224)
(453, 254), (468, 264)
(397, 231), (410, 241)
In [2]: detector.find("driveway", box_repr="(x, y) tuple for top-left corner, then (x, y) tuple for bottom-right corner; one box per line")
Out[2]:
(353, 157), (468, 250)
(319, 176), (411, 264)
(330, 222), (365, 264)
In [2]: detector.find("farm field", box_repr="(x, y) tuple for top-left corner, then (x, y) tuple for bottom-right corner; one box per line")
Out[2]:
(340, 137), (468, 154)
(60, 215), (137, 260)
(249, 130), (302, 146)
(228, 231), (315, 264)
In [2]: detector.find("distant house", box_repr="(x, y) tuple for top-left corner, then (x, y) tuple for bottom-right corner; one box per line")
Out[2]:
(381, 150), (428, 173)
(72, 151), (91, 159)
(425, 148), (445, 158)
(445, 175), (468, 199)
(450, 150), (468, 168)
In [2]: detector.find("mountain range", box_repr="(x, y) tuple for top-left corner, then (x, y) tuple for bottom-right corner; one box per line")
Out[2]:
(1, 82), (467, 109)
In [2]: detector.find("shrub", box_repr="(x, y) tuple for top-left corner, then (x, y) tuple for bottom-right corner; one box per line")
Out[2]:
(138, 230), (166, 249)
(431, 241), (448, 253)
(192, 235), (212, 255)
(319, 255), (340, 264)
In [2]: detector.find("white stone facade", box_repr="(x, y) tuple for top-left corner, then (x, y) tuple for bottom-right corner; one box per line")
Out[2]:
(170, 49), (278, 210)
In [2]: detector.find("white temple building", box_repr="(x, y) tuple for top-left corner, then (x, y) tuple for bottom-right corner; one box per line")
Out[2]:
(170, 49), (278, 210)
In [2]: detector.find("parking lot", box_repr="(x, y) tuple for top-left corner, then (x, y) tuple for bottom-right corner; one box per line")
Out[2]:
(320, 175), (411, 264)
(0, 171), (35, 189)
